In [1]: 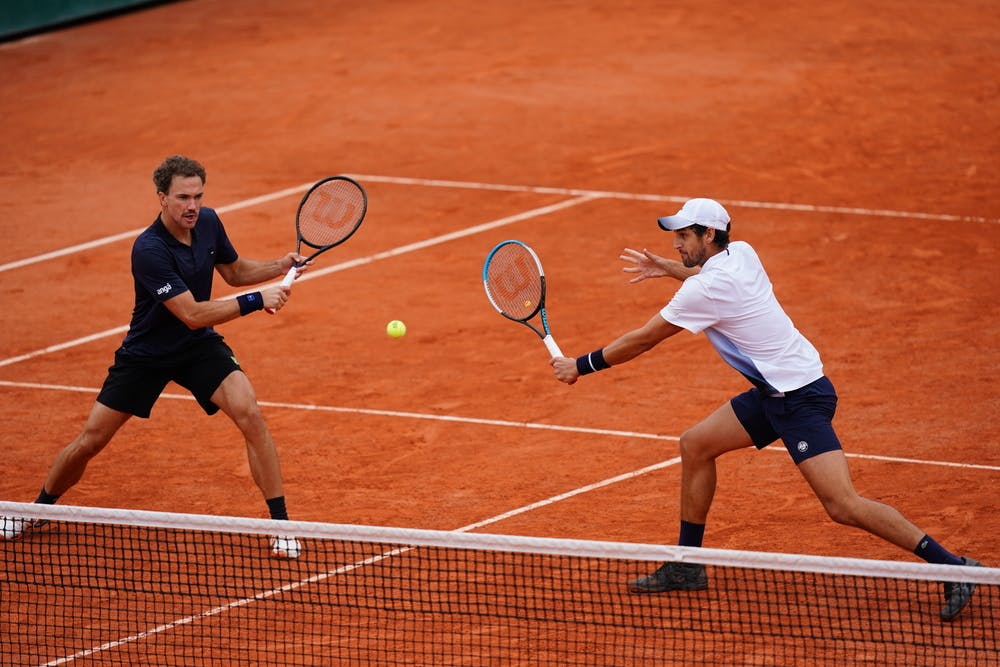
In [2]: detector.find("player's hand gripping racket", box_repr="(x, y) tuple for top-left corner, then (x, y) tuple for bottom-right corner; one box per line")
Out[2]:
(483, 240), (563, 358)
(268, 175), (367, 313)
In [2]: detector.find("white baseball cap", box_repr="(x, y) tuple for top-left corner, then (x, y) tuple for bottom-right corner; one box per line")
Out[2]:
(657, 198), (730, 231)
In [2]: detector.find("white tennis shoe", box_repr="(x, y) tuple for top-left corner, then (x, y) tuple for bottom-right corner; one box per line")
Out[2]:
(1, 516), (40, 540)
(270, 535), (302, 559)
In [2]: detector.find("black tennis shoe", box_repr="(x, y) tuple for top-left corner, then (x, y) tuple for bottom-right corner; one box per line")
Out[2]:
(940, 557), (983, 621)
(628, 562), (708, 593)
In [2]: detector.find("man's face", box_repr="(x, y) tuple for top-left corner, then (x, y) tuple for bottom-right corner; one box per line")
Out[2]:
(672, 227), (713, 268)
(158, 175), (204, 229)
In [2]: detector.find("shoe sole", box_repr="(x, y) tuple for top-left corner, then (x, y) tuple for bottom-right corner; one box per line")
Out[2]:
(628, 581), (709, 593)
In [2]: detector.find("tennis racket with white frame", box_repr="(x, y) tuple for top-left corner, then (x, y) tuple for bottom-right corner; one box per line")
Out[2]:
(483, 240), (563, 358)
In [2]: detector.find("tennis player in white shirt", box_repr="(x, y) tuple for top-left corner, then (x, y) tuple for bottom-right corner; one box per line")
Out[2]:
(550, 197), (981, 621)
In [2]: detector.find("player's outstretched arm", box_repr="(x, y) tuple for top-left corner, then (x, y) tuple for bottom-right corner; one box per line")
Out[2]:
(551, 314), (683, 385)
(620, 248), (699, 283)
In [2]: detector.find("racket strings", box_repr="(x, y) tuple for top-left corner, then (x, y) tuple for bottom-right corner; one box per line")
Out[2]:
(485, 246), (543, 319)
(297, 181), (366, 248)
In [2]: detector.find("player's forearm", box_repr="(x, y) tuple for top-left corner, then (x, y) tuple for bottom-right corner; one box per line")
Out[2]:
(665, 262), (700, 281)
(221, 258), (286, 287)
(167, 291), (271, 329)
(602, 329), (661, 365)
(178, 299), (246, 329)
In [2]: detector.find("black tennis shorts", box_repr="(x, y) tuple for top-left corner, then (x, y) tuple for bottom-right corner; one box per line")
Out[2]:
(730, 376), (842, 464)
(96, 337), (243, 418)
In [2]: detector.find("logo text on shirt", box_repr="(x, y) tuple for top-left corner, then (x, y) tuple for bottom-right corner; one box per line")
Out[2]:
(156, 282), (172, 296)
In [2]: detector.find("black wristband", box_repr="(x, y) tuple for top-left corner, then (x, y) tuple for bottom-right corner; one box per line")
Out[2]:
(576, 348), (611, 376)
(236, 292), (264, 316)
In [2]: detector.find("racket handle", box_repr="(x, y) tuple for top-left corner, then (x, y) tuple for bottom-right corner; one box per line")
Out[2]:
(279, 266), (297, 289)
(265, 266), (299, 314)
(542, 335), (563, 359)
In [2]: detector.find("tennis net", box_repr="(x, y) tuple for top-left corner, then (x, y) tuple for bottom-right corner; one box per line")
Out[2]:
(1, 501), (996, 666)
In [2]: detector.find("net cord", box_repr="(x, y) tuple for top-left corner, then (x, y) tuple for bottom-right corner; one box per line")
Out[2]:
(1, 501), (995, 585)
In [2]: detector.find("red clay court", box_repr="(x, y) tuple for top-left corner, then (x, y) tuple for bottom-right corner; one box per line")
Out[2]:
(0, 1), (997, 663)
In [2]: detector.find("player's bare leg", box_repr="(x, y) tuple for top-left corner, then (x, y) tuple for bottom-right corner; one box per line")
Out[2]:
(797, 449), (981, 619)
(44, 402), (132, 496)
(211, 371), (284, 500)
(211, 371), (299, 558)
(797, 450), (923, 551)
(2, 403), (130, 540)
(678, 401), (755, 524)
(629, 402), (752, 593)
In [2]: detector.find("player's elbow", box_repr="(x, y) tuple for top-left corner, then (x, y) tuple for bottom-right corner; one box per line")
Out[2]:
(166, 301), (211, 330)
(214, 263), (242, 287)
(176, 313), (207, 330)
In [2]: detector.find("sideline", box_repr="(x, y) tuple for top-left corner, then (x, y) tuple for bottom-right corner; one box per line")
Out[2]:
(1, 378), (997, 474)
(4, 174), (996, 275)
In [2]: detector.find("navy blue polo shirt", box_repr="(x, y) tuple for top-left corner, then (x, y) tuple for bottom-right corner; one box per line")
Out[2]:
(120, 207), (238, 356)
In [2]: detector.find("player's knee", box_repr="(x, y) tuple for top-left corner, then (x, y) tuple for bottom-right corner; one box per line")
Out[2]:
(678, 430), (709, 462)
(229, 404), (267, 434)
(821, 497), (862, 528)
(73, 429), (113, 459)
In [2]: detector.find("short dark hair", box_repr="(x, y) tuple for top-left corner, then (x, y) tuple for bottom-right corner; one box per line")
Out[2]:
(690, 223), (730, 248)
(153, 155), (206, 194)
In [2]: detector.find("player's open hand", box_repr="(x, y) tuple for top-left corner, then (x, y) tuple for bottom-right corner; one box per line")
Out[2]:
(621, 248), (695, 283)
(620, 248), (671, 283)
(550, 356), (579, 385)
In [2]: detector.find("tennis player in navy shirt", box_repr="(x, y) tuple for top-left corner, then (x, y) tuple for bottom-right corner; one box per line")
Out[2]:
(551, 197), (982, 621)
(2, 156), (304, 559)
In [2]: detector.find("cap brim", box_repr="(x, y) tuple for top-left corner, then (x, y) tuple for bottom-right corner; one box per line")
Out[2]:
(657, 215), (693, 231)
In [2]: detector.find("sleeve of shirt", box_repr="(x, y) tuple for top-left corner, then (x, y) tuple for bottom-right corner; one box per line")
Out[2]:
(205, 208), (238, 265)
(132, 237), (190, 303)
(659, 278), (719, 334)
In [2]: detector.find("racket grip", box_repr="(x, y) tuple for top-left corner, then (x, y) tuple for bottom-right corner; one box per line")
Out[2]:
(265, 266), (299, 314)
(542, 335), (563, 359)
(279, 266), (297, 289)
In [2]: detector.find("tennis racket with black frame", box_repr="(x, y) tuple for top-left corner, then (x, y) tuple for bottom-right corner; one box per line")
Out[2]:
(268, 175), (367, 313)
(483, 239), (563, 359)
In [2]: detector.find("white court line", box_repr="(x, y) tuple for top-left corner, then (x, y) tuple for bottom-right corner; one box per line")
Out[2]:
(3, 175), (996, 276)
(2, 378), (997, 474)
(0, 184), (313, 274)
(453, 457), (685, 532)
(0, 326), (129, 369)
(0, 194), (596, 369)
(351, 174), (1000, 224)
(0, 379), (674, 443)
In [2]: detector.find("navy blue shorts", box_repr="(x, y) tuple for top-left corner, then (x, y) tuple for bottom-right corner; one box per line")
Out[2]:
(730, 376), (842, 464)
(97, 337), (242, 418)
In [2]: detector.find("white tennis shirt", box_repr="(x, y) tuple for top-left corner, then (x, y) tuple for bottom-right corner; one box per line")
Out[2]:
(660, 241), (824, 393)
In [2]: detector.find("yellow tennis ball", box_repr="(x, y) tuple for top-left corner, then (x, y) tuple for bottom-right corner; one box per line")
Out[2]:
(386, 320), (407, 338)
